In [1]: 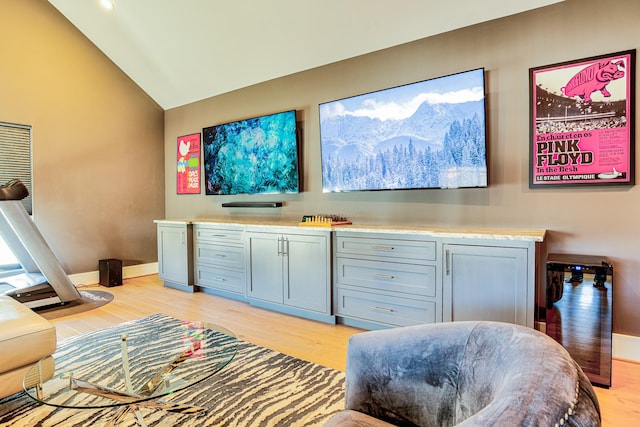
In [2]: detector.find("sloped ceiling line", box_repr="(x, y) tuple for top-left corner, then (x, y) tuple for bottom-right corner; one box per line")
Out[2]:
(48, 0), (564, 110)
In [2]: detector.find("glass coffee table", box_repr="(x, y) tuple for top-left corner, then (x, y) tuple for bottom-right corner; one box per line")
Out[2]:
(24, 319), (238, 426)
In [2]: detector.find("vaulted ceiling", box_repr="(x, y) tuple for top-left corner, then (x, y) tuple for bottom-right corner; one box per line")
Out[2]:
(48, 0), (564, 110)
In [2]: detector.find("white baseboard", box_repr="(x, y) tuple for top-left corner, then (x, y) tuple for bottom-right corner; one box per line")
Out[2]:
(68, 264), (640, 362)
(613, 333), (640, 362)
(68, 262), (158, 287)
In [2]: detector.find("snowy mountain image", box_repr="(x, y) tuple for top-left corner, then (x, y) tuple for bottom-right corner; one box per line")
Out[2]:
(319, 69), (487, 191)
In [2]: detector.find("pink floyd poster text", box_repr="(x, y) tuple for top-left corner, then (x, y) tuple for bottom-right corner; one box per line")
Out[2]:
(530, 50), (635, 187)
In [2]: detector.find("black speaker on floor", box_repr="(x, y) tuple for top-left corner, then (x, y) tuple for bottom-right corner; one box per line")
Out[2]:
(99, 258), (122, 287)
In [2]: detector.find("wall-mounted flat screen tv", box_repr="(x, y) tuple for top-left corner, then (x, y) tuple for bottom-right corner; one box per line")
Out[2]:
(319, 68), (487, 192)
(203, 109), (300, 195)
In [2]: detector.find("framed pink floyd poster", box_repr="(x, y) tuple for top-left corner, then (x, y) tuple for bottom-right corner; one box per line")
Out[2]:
(176, 133), (201, 194)
(529, 50), (635, 187)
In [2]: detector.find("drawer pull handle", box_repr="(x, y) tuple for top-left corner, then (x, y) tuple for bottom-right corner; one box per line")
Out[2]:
(370, 273), (394, 280)
(372, 245), (395, 251)
(215, 278), (227, 282)
(214, 254), (227, 258)
(372, 306), (394, 313)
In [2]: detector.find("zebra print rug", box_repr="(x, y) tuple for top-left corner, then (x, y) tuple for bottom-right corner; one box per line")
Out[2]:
(0, 314), (345, 426)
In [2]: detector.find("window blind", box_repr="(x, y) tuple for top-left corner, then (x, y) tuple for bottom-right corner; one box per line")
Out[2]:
(0, 122), (32, 214)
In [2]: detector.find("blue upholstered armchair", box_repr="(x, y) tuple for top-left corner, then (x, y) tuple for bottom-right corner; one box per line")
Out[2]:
(324, 321), (601, 426)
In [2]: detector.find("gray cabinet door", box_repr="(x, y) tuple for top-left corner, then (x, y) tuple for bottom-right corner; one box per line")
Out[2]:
(443, 244), (528, 326)
(247, 231), (331, 315)
(285, 233), (329, 313)
(157, 223), (190, 285)
(247, 232), (283, 303)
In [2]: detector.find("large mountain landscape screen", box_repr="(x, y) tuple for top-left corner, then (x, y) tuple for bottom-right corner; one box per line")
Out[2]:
(319, 68), (487, 192)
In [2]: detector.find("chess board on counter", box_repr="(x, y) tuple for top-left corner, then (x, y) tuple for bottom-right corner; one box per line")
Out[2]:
(298, 215), (352, 227)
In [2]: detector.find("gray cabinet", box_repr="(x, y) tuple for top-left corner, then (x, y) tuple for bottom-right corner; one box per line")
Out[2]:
(286, 233), (331, 313)
(246, 229), (333, 323)
(193, 223), (247, 301)
(334, 231), (439, 328)
(442, 240), (534, 327)
(156, 221), (194, 292)
(334, 231), (540, 330)
(246, 232), (282, 303)
(154, 218), (543, 329)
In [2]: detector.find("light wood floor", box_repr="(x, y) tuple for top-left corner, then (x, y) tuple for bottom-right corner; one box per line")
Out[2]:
(49, 275), (639, 425)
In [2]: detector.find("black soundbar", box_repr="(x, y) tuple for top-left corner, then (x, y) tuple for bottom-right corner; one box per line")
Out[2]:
(221, 202), (283, 208)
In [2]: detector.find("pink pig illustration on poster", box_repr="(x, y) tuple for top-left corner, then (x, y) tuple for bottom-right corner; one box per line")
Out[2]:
(561, 59), (626, 103)
(529, 50), (635, 187)
(177, 133), (201, 194)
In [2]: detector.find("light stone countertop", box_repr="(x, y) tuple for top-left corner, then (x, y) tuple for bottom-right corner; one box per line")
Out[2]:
(155, 218), (546, 242)
(337, 224), (546, 242)
(153, 219), (193, 225)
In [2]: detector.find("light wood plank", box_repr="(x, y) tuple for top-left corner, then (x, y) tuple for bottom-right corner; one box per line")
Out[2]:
(48, 274), (640, 424)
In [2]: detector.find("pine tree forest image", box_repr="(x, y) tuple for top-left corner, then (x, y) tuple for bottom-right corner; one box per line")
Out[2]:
(321, 114), (486, 191)
(319, 69), (488, 192)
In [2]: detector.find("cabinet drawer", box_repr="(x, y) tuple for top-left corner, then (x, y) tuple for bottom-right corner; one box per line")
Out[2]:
(337, 258), (436, 297)
(336, 236), (436, 261)
(196, 244), (244, 269)
(336, 288), (436, 327)
(196, 265), (245, 294)
(195, 226), (243, 243)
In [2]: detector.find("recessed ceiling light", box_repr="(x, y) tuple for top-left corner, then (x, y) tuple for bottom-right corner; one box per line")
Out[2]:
(99, 0), (114, 11)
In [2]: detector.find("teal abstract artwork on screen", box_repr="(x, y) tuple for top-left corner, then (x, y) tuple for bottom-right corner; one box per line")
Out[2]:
(203, 110), (300, 195)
